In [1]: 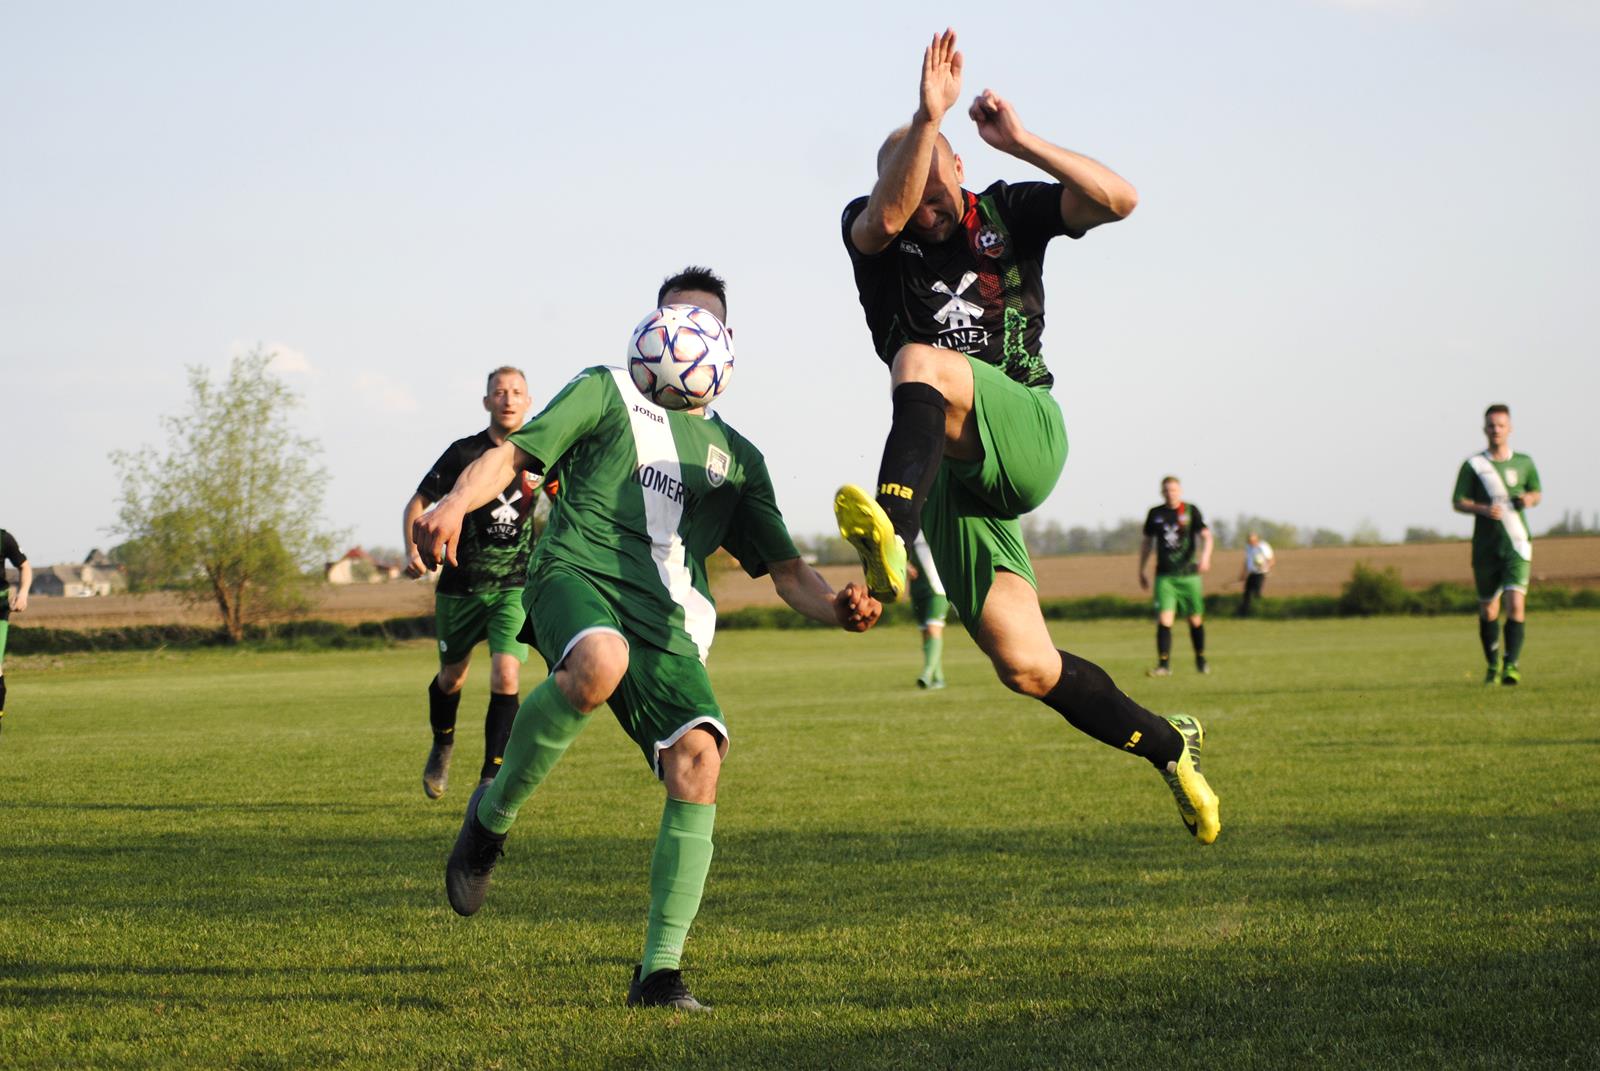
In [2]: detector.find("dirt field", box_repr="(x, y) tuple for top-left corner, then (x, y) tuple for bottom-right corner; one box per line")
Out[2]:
(18, 537), (1600, 630)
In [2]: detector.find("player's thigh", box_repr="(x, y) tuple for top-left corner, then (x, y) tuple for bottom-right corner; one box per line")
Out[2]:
(943, 358), (1067, 517)
(483, 589), (530, 664)
(923, 475), (1033, 640)
(974, 570), (1059, 695)
(1153, 576), (1181, 617)
(1177, 577), (1205, 619)
(527, 568), (630, 707)
(435, 593), (492, 666)
(610, 644), (727, 781)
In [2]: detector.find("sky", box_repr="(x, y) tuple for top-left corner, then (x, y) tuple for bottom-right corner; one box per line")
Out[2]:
(3, 0), (1597, 566)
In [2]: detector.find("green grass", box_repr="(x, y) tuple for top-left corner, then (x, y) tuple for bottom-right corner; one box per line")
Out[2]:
(2, 614), (1596, 1069)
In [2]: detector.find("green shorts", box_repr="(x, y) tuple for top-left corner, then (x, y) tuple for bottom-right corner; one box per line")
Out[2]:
(524, 566), (725, 777)
(1154, 574), (1205, 618)
(434, 590), (530, 666)
(921, 356), (1067, 636)
(1473, 553), (1531, 601)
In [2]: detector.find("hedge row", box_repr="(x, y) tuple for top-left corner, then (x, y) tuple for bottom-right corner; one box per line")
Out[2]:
(11, 581), (1598, 653)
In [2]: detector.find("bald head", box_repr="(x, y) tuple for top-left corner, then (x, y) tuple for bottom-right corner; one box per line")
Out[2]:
(877, 126), (955, 174)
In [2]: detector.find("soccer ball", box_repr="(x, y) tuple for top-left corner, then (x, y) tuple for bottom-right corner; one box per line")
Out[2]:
(627, 304), (734, 411)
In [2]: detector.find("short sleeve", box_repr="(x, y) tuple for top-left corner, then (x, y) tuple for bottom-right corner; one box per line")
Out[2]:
(988, 180), (1074, 243)
(1523, 458), (1542, 494)
(1453, 462), (1478, 502)
(1192, 505), (1208, 531)
(508, 368), (616, 472)
(416, 444), (462, 503)
(1, 531), (24, 567)
(841, 195), (888, 261)
(1143, 508), (1161, 537)
(721, 451), (800, 578)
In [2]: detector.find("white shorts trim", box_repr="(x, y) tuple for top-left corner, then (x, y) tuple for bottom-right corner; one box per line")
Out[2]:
(651, 716), (728, 779)
(555, 625), (627, 670)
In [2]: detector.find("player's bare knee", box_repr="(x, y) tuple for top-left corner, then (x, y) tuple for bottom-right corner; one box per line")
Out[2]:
(991, 652), (1057, 698)
(661, 727), (723, 803)
(890, 343), (964, 393)
(558, 633), (629, 712)
(436, 661), (470, 693)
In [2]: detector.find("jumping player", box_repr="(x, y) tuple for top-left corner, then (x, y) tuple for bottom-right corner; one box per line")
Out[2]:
(832, 29), (1219, 843)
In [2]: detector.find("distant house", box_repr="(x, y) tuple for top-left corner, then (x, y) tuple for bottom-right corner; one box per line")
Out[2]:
(325, 547), (405, 585)
(28, 549), (129, 597)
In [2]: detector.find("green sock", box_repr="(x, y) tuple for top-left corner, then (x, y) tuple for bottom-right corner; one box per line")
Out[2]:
(476, 675), (588, 835)
(1504, 619), (1526, 664)
(921, 632), (943, 681)
(640, 798), (716, 978)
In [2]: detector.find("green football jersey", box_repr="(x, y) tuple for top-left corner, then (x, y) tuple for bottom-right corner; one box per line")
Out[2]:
(508, 367), (799, 661)
(1453, 451), (1541, 562)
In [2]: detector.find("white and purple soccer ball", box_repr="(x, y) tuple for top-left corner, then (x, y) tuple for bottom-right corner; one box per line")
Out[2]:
(626, 304), (734, 411)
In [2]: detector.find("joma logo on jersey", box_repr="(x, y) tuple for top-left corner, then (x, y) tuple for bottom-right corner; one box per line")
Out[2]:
(632, 404), (665, 425)
(878, 482), (914, 500)
(635, 464), (687, 505)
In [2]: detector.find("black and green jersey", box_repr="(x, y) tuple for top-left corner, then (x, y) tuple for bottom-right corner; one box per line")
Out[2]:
(0, 529), (25, 619)
(1144, 504), (1208, 576)
(508, 367), (799, 661)
(1453, 451), (1541, 562)
(842, 180), (1074, 389)
(417, 431), (541, 597)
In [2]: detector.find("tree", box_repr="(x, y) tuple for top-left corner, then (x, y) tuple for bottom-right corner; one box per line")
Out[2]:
(111, 350), (340, 641)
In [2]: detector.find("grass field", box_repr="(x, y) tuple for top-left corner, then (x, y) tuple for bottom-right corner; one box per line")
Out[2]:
(3, 614), (1597, 1069)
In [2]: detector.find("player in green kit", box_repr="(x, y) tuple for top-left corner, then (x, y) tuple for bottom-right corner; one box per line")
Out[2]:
(413, 268), (882, 1011)
(910, 533), (948, 688)
(1453, 404), (1541, 685)
(1138, 477), (1213, 676)
(833, 30), (1220, 845)
(403, 368), (541, 798)
(0, 528), (33, 738)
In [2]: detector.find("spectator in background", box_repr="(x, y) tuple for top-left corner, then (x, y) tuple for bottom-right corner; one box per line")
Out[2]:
(1237, 531), (1274, 617)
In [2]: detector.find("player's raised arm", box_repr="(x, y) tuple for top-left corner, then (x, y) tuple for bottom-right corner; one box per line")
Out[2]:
(414, 441), (536, 569)
(767, 557), (882, 632)
(967, 88), (1138, 235)
(850, 29), (964, 255)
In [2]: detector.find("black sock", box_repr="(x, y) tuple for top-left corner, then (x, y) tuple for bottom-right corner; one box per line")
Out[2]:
(1042, 651), (1183, 767)
(874, 382), (948, 542)
(1503, 619), (1525, 664)
(1478, 618), (1500, 665)
(1190, 623), (1206, 659)
(1157, 625), (1172, 667)
(428, 677), (462, 745)
(0, 673), (7, 714)
(481, 692), (520, 780)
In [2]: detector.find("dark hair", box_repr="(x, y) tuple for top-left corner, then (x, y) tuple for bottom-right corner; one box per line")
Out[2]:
(657, 266), (727, 309)
(1484, 404), (1511, 419)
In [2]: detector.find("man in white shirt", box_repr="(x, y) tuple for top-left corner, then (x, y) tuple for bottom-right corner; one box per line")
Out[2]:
(1237, 531), (1274, 617)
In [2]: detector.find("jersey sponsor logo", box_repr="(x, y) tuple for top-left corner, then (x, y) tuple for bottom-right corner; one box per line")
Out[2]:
(635, 463), (688, 506)
(486, 489), (527, 541)
(1163, 522), (1183, 550)
(898, 239), (923, 256)
(705, 445), (730, 488)
(930, 272), (991, 353)
(974, 224), (1006, 259)
(631, 403), (665, 425)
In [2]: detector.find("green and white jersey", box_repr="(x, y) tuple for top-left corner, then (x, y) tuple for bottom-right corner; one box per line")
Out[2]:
(508, 367), (799, 662)
(1453, 451), (1541, 562)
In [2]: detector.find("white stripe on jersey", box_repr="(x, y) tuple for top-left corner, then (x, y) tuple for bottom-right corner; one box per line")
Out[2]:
(912, 533), (946, 597)
(610, 368), (718, 661)
(1467, 452), (1533, 561)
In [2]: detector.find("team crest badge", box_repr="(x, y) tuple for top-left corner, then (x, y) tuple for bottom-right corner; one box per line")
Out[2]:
(975, 224), (1006, 258)
(706, 445), (730, 488)
(1505, 469), (1519, 487)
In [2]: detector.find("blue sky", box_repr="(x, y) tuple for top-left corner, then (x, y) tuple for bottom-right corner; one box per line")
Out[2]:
(3, 0), (1597, 564)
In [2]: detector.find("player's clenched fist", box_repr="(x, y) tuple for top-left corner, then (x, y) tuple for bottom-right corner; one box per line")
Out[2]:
(413, 504), (464, 569)
(834, 582), (883, 632)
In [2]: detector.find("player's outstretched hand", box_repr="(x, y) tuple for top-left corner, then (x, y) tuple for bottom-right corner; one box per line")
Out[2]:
(413, 505), (464, 570)
(918, 28), (963, 124)
(834, 581), (883, 632)
(969, 88), (1026, 154)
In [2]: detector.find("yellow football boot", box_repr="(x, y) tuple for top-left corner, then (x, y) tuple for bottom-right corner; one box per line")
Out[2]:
(833, 484), (907, 602)
(1160, 714), (1221, 845)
